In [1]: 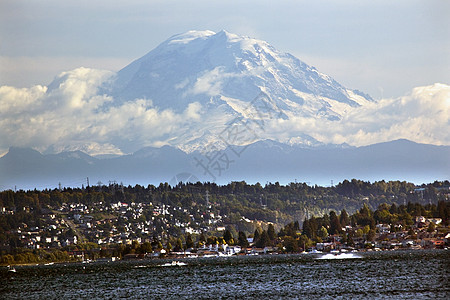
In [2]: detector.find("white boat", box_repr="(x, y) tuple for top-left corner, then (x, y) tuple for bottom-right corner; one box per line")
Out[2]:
(307, 249), (322, 254)
(160, 260), (187, 267)
(7, 265), (16, 273)
(217, 252), (233, 257)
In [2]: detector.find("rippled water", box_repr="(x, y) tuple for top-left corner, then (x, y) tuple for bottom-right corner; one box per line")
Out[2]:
(1, 250), (449, 299)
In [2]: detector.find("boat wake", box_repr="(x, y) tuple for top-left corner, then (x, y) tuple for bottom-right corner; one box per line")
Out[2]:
(134, 265), (149, 269)
(316, 253), (362, 260)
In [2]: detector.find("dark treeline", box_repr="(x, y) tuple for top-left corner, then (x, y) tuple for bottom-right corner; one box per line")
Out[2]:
(257, 200), (450, 253)
(301, 201), (450, 240)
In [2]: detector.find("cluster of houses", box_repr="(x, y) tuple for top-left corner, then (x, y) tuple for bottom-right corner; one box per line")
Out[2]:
(2, 198), (448, 257)
(316, 216), (447, 252)
(1, 199), (228, 252)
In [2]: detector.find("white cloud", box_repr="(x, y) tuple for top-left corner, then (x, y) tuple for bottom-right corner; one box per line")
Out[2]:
(184, 102), (203, 120)
(0, 85), (47, 113)
(189, 67), (227, 96)
(189, 67), (244, 96)
(266, 83), (450, 147)
(175, 78), (189, 90)
(339, 83), (450, 146)
(0, 68), (205, 155)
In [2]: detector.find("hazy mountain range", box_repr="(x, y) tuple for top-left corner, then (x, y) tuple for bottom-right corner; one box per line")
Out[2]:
(0, 139), (448, 191)
(0, 30), (448, 190)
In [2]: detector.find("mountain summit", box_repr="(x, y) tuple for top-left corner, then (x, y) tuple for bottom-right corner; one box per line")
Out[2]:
(108, 30), (372, 116)
(100, 30), (374, 152)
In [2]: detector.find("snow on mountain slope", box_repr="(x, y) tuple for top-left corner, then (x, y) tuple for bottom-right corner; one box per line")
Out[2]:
(107, 30), (371, 114)
(101, 30), (374, 152)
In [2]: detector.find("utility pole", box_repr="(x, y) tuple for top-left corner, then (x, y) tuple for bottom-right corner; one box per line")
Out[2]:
(260, 194), (267, 209)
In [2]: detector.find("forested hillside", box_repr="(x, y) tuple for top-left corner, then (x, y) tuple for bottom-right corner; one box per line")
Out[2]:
(0, 180), (449, 264)
(1, 179), (447, 233)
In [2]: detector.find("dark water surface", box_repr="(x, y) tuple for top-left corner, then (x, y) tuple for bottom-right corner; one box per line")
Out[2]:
(1, 250), (449, 299)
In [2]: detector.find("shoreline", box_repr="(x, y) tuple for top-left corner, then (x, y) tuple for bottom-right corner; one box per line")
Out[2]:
(2, 247), (447, 267)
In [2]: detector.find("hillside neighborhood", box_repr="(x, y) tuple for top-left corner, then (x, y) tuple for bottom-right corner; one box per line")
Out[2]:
(0, 181), (449, 264)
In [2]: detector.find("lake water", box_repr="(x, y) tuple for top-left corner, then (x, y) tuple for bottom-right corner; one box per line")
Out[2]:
(1, 250), (449, 299)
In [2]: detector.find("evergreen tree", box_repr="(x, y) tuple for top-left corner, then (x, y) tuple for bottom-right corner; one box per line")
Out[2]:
(293, 221), (300, 231)
(307, 216), (318, 239)
(437, 201), (449, 225)
(256, 230), (270, 248)
(360, 203), (372, 217)
(366, 229), (376, 241)
(238, 231), (249, 248)
(139, 242), (152, 254)
(185, 233), (194, 249)
(199, 232), (206, 243)
(340, 209), (350, 227)
(253, 228), (261, 244)
(318, 226), (328, 239)
(347, 231), (354, 247)
(427, 222), (436, 233)
(329, 211), (342, 235)
(287, 222), (298, 237)
(282, 236), (298, 253)
(302, 218), (313, 239)
(206, 236), (217, 245)
(151, 233), (160, 249)
(267, 223), (276, 241)
(298, 234), (310, 251)
(223, 229), (234, 245)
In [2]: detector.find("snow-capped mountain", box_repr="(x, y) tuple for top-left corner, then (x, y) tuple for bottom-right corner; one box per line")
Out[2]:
(101, 30), (373, 152)
(109, 30), (372, 110)
(1, 30), (449, 189)
(2, 30), (447, 162)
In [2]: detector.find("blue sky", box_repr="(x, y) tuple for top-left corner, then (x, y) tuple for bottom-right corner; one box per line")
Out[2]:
(1, 0), (449, 98)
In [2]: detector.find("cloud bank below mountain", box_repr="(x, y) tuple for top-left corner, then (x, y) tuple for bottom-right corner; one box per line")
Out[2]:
(0, 67), (204, 156)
